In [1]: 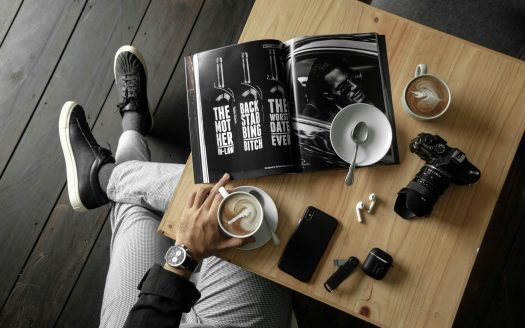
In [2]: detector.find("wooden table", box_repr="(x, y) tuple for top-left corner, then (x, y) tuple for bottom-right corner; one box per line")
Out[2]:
(160, 0), (525, 327)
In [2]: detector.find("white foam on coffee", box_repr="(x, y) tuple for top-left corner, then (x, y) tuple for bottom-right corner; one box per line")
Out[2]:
(410, 80), (443, 113)
(226, 196), (260, 232)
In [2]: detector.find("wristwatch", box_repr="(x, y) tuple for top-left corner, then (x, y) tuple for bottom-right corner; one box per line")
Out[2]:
(164, 244), (199, 272)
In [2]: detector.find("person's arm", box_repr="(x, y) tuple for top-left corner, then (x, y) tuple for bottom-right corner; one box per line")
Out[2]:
(123, 173), (253, 327)
(123, 264), (199, 328)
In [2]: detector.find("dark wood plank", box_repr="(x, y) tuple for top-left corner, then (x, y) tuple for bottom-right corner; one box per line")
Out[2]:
(454, 133), (525, 327)
(0, 0), (87, 175)
(0, 0), (23, 46)
(148, 0), (256, 164)
(55, 219), (111, 328)
(0, 1), (204, 326)
(0, 194), (111, 327)
(0, 0), (150, 315)
(483, 211), (525, 327)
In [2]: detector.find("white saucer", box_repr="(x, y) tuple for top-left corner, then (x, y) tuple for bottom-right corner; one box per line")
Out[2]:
(330, 103), (393, 166)
(233, 186), (278, 251)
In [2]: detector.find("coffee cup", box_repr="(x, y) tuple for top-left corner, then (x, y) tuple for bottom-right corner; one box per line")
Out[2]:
(217, 187), (264, 238)
(401, 64), (451, 120)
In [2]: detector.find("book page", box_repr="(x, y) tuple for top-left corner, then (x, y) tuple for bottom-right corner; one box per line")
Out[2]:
(284, 34), (398, 172)
(187, 40), (297, 183)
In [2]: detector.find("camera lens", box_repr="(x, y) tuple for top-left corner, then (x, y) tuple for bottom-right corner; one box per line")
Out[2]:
(414, 165), (450, 196)
(394, 165), (451, 219)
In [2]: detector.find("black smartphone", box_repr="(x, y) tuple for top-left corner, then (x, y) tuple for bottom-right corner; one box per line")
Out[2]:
(278, 206), (338, 282)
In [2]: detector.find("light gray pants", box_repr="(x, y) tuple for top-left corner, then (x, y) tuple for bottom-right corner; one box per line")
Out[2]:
(99, 131), (292, 328)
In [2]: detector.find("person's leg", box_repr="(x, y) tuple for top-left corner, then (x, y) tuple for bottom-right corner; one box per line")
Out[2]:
(59, 45), (186, 327)
(182, 256), (292, 328)
(100, 203), (172, 328)
(106, 156), (291, 327)
(100, 134), (183, 328)
(107, 159), (184, 213)
(99, 159), (184, 328)
(96, 42), (153, 191)
(98, 45), (180, 327)
(106, 127), (184, 213)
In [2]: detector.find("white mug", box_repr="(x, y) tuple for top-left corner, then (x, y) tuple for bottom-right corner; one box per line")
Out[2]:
(217, 187), (263, 238)
(401, 64), (451, 120)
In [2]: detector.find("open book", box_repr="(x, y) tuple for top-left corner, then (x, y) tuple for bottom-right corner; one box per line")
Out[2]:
(185, 33), (399, 183)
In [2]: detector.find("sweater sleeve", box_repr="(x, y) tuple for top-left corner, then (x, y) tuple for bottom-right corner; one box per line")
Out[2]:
(123, 264), (201, 328)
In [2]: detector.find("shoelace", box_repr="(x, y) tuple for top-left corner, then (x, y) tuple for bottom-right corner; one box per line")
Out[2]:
(99, 147), (113, 158)
(117, 74), (140, 110)
(100, 142), (114, 162)
(79, 118), (112, 156)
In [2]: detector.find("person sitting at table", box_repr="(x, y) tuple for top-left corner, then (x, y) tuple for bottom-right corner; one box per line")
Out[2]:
(302, 56), (372, 122)
(58, 45), (292, 328)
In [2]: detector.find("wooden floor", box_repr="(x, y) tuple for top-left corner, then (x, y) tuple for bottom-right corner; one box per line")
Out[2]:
(0, 1), (523, 327)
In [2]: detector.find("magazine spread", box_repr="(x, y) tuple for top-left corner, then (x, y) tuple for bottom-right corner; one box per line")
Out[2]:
(185, 33), (398, 183)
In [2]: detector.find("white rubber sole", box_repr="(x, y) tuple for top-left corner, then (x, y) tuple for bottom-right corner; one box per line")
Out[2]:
(58, 101), (87, 212)
(113, 45), (153, 131)
(113, 45), (148, 82)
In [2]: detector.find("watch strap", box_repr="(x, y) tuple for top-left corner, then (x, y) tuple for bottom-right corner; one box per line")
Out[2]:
(176, 244), (199, 272)
(182, 253), (199, 272)
(324, 256), (359, 292)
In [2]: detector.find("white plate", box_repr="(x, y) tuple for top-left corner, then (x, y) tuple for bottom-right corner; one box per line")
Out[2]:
(330, 103), (393, 166)
(233, 186), (278, 251)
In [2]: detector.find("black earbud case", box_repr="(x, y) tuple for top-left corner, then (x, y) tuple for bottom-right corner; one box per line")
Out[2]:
(362, 248), (393, 280)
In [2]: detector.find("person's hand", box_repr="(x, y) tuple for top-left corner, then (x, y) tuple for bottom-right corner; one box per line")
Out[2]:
(175, 173), (254, 262)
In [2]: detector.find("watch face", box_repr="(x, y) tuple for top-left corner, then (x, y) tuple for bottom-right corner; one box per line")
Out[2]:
(166, 245), (186, 267)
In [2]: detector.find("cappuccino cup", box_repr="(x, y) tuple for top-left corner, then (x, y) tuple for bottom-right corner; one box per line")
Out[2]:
(217, 187), (263, 238)
(401, 64), (451, 120)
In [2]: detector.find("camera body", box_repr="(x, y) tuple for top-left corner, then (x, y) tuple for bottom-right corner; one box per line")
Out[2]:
(395, 133), (481, 219)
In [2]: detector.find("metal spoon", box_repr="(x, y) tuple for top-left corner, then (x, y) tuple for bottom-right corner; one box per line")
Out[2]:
(227, 207), (251, 225)
(345, 121), (369, 186)
(249, 190), (280, 245)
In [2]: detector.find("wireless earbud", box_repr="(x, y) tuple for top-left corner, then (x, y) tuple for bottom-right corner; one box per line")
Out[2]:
(368, 193), (377, 214)
(356, 201), (365, 223)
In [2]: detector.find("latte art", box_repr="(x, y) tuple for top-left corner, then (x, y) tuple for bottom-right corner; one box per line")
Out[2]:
(226, 197), (259, 231)
(410, 80), (443, 113)
(405, 75), (450, 118)
(220, 193), (262, 236)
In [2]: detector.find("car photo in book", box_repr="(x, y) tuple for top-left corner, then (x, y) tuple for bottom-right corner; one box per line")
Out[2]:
(185, 33), (398, 183)
(285, 34), (398, 171)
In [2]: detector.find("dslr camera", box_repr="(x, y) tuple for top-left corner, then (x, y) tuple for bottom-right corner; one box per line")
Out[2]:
(394, 133), (481, 219)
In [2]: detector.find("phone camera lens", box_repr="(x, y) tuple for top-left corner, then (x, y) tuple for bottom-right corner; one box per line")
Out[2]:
(306, 210), (314, 221)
